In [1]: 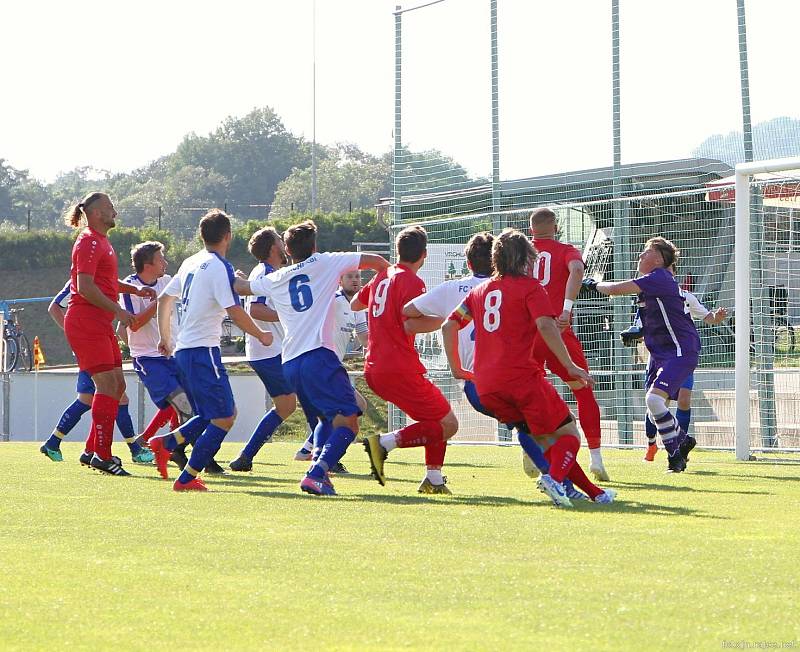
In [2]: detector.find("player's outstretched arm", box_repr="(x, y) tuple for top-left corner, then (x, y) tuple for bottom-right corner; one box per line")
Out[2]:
(47, 302), (65, 330)
(536, 315), (594, 388)
(442, 319), (473, 381)
(226, 304), (273, 347)
(157, 293), (176, 357)
(558, 259), (585, 328)
(233, 278), (254, 296)
(249, 302), (280, 323)
(119, 279), (156, 301)
(584, 277), (641, 297)
(77, 273), (135, 327)
(704, 306), (729, 325)
(129, 300), (157, 333)
(358, 253), (390, 273)
(404, 315), (445, 335)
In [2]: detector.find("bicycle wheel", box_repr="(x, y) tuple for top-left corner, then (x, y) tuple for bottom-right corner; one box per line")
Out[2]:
(2, 336), (19, 372)
(17, 333), (33, 371)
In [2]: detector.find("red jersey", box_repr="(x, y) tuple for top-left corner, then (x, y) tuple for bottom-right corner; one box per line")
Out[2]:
(68, 227), (119, 321)
(357, 263), (426, 375)
(449, 275), (556, 395)
(531, 237), (583, 317)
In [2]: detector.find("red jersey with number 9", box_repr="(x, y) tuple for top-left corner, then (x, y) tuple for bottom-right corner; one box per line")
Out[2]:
(449, 275), (556, 394)
(531, 237), (583, 317)
(357, 262), (426, 375)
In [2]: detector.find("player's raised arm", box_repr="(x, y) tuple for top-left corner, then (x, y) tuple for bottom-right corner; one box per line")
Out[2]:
(583, 277), (641, 297)
(119, 279), (156, 301)
(358, 253), (390, 273)
(535, 315), (593, 388)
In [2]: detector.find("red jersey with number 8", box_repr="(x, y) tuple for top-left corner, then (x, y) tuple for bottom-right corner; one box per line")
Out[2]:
(531, 237), (583, 317)
(449, 275), (556, 394)
(357, 263), (426, 375)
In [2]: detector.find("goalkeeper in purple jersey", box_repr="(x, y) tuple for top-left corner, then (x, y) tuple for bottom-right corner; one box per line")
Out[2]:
(583, 237), (699, 473)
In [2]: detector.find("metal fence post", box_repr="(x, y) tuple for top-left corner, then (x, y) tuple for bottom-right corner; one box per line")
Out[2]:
(1, 372), (10, 442)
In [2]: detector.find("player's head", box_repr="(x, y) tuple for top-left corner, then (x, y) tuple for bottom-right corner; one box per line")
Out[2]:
(492, 228), (537, 278)
(464, 232), (494, 276)
(248, 226), (288, 267)
(131, 241), (167, 277)
(340, 270), (361, 297)
(396, 226), (427, 266)
(63, 192), (115, 229)
(529, 207), (557, 238)
(284, 220), (317, 262)
(638, 236), (679, 275)
(199, 209), (232, 249)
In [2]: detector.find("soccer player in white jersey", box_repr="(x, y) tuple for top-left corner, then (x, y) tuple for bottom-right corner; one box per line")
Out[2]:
(293, 269), (369, 464)
(235, 220), (389, 496)
(229, 226), (318, 472)
(151, 210), (273, 492)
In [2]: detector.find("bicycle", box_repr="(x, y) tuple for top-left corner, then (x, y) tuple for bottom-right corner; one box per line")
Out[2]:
(2, 308), (33, 372)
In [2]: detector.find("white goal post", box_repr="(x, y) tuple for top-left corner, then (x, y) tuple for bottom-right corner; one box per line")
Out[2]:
(735, 156), (800, 460)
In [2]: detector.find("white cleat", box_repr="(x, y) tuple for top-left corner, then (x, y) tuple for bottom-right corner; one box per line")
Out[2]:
(589, 462), (610, 482)
(593, 488), (617, 504)
(536, 474), (573, 508)
(522, 451), (539, 479)
(294, 450), (313, 462)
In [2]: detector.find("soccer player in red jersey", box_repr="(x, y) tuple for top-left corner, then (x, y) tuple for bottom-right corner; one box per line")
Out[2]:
(529, 207), (609, 481)
(352, 226), (458, 494)
(442, 228), (616, 507)
(62, 192), (156, 475)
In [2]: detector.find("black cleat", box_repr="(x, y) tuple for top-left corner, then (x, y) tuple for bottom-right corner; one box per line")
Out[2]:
(90, 454), (131, 476)
(666, 450), (687, 473)
(79, 451), (94, 467)
(229, 455), (253, 472)
(204, 459), (226, 475)
(330, 462), (349, 474)
(170, 445), (188, 469)
(679, 435), (697, 462)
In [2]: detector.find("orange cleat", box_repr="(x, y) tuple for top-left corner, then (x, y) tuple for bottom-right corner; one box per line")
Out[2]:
(149, 435), (172, 480)
(173, 477), (208, 492)
(643, 443), (658, 462)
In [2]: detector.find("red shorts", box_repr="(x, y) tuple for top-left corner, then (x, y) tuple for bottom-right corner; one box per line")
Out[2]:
(532, 328), (589, 382)
(365, 370), (451, 423)
(478, 373), (571, 436)
(64, 312), (122, 375)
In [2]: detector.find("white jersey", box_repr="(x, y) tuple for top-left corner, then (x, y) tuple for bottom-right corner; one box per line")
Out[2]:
(332, 290), (367, 362)
(249, 251), (361, 362)
(162, 249), (240, 351)
(684, 290), (710, 321)
(245, 262), (284, 361)
(410, 274), (488, 373)
(121, 274), (176, 358)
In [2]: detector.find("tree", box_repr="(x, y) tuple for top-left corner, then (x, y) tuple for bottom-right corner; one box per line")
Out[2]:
(693, 116), (800, 166)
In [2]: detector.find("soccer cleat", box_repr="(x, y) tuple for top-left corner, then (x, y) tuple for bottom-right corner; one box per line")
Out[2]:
(679, 435), (697, 462)
(417, 477), (452, 495)
(593, 488), (617, 504)
(204, 459), (226, 475)
(643, 443), (658, 462)
(149, 436), (172, 480)
(522, 451), (539, 479)
(173, 477), (208, 492)
(329, 461), (349, 474)
(300, 475), (337, 496)
(90, 454), (131, 476)
(294, 449), (313, 462)
(589, 461), (610, 482)
(363, 435), (387, 486)
(79, 451), (94, 467)
(40, 445), (63, 462)
(536, 474), (573, 508)
(229, 455), (253, 472)
(170, 446), (188, 469)
(666, 450), (687, 473)
(565, 484), (589, 501)
(131, 448), (154, 464)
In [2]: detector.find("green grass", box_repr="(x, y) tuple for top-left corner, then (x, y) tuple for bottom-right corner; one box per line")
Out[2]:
(1, 444), (799, 651)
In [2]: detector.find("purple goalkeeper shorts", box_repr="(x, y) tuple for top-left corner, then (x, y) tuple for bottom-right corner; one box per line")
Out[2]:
(645, 354), (698, 400)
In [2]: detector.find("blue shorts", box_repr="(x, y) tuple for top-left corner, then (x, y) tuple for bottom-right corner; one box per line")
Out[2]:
(249, 355), (293, 397)
(464, 380), (495, 418)
(175, 347), (235, 420)
(76, 370), (95, 395)
(282, 347), (361, 420)
(645, 354), (698, 401)
(682, 373), (694, 391)
(133, 356), (182, 409)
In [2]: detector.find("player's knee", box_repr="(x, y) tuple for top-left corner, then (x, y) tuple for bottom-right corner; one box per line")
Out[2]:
(441, 412), (458, 439)
(645, 391), (669, 417)
(273, 394), (296, 420)
(334, 413), (359, 435)
(214, 415), (236, 431)
(167, 390), (194, 422)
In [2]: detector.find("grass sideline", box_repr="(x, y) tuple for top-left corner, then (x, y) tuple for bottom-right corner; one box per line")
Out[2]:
(1, 443), (799, 650)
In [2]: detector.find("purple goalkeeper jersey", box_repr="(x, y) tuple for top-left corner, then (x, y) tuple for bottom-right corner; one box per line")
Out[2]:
(634, 268), (700, 358)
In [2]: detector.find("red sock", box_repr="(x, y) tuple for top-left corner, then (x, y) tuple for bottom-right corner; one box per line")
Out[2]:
(574, 387), (602, 450)
(396, 421), (444, 448)
(169, 409), (180, 430)
(141, 406), (176, 442)
(566, 461), (603, 500)
(545, 435), (580, 483)
(424, 439), (447, 469)
(92, 393), (119, 460)
(85, 424), (97, 454)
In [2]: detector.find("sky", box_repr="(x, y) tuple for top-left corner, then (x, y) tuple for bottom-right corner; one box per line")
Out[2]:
(2, 0), (798, 183)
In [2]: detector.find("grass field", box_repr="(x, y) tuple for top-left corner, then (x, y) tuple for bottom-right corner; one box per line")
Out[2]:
(1, 443), (799, 651)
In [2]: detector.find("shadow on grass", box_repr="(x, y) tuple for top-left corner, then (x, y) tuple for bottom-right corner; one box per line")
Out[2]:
(608, 479), (772, 496)
(384, 459), (504, 470)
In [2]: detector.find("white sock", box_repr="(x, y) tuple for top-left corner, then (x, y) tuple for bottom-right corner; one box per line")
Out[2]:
(379, 432), (398, 452)
(589, 448), (603, 465)
(426, 469), (444, 484)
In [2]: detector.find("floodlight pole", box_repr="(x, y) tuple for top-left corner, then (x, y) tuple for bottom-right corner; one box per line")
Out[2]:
(393, 6), (403, 228)
(311, 0), (318, 214)
(490, 0), (501, 233)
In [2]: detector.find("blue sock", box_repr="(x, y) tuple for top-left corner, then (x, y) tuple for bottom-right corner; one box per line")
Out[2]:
(116, 404), (140, 452)
(312, 419), (333, 461)
(645, 416), (658, 445)
(241, 409), (283, 459)
(517, 430), (550, 474)
(179, 416), (209, 445)
(308, 426), (355, 480)
(48, 400), (91, 447)
(676, 408), (691, 435)
(181, 423), (228, 483)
